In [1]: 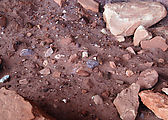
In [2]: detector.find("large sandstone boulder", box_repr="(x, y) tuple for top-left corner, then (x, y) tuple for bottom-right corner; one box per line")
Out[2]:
(113, 83), (140, 120)
(103, 1), (167, 36)
(139, 90), (168, 120)
(0, 87), (53, 120)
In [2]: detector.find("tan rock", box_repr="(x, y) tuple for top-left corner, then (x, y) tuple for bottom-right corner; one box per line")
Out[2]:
(54, 0), (65, 7)
(139, 90), (168, 120)
(162, 88), (168, 95)
(0, 87), (34, 120)
(115, 36), (125, 42)
(113, 83), (140, 120)
(133, 25), (152, 46)
(76, 69), (90, 77)
(123, 54), (131, 60)
(52, 70), (61, 78)
(109, 61), (116, 69)
(92, 95), (103, 105)
(103, 1), (167, 36)
(126, 47), (136, 54)
(78, 0), (99, 12)
(39, 68), (51, 75)
(136, 69), (158, 89)
(0, 88), (54, 120)
(126, 70), (134, 77)
(141, 36), (168, 51)
(68, 54), (78, 63)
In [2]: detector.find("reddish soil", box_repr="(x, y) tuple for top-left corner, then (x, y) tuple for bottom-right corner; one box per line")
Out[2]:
(0, 0), (168, 120)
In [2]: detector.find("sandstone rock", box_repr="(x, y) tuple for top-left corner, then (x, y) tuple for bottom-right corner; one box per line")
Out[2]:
(45, 47), (54, 57)
(103, 1), (167, 36)
(162, 88), (168, 95)
(126, 70), (134, 77)
(78, 0), (99, 12)
(115, 36), (125, 42)
(126, 47), (136, 54)
(0, 87), (34, 120)
(39, 68), (51, 75)
(0, 88), (54, 120)
(109, 61), (116, 69)
(92, 95), (103, 105)
(52, 70), (61, 78)
(136, 69), (158, 89)
(76, 69), (90, 77)
(139, 90), (168, 120)
(141, 36), (168, 51)
(68, 54), (78, 63)
(54, 0), (65, 7)
(133, 25), (152, 46)
(113, 83), (140, 120)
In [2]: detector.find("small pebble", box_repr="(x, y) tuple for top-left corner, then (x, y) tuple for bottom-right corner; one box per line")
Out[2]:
(109, 61), (116, 69)
(76, 69), (90, 77)
(126, 70), (134, 77)
(62, 99), (67, 103)
(45, 47), (54, 57)
(43, 60), (48, 66)
(19, 79), (28, 85)
(39, 68), (51, 75)
(0, 75), (10, 83)
(82, 51), (89, 58)
(162, 88), (168, 95)
(92, 95), (103, 105)
(101, 28), (108, 35)
(20, 49), (34, 56)
(86, 60), (99, 69)
(27, 32), (32, 37)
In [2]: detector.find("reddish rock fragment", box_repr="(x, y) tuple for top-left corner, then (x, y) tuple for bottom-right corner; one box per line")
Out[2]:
(39, 68), (51, 75)
(141, 36), (168, 51)
(0, 88), (34, 120)
(133, 25), (152, 46)
(109, 61), (116, 69)
(54, 0), (65, 7)
(68, 54), (78, 63)
(136, 69), (158, 89)
(78, 0), (99, 12)
(139, 90), (168, 120)
(0, 88), (54, 120)
(77, 70), (90, 77)
(52, 70), (61, 78)
(113, 83), (140, 120)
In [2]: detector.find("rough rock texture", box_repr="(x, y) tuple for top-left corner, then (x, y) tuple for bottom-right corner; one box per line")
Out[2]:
(139, 90), (168, 120)
(133, 25), (152, 46)
(162, 88), (168, 95)
(141, 36), (168, 51)
(113, 83), (140, 120)
(78, 0), (99, 12)
(54, 0), (65, 7)
(136, 69), (158, 89)
(103, 1), (167, 36)
(0, 87), (53, 120)
(0, 87), (34, 120)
